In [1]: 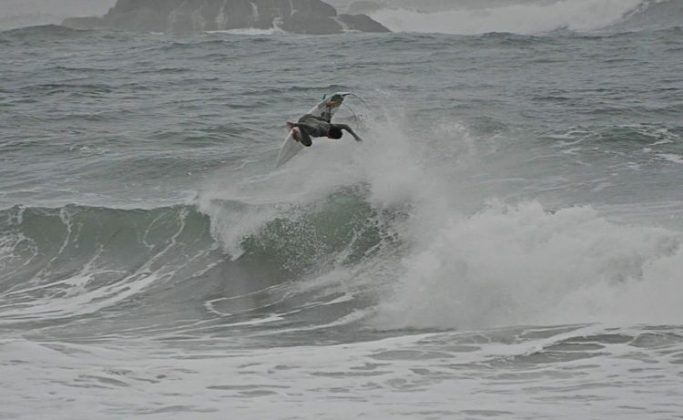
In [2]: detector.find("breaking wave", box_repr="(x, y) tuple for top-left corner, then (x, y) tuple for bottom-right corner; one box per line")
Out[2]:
(3, 99), (683, 336)
(0, 186), (394, 333)
(368, 0), (680, 35)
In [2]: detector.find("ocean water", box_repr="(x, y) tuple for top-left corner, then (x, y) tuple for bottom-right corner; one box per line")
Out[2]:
(2, 0), (683, 418)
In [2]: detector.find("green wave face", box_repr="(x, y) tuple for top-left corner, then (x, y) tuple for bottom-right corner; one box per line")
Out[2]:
(238, 187), (393, 275)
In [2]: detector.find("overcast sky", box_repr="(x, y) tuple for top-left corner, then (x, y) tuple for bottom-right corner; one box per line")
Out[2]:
(0, 0), (116, 18)
(0, 0), (116, 27)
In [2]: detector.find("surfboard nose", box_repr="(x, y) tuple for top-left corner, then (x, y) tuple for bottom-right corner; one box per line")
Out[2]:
(327, 92), (351, 106)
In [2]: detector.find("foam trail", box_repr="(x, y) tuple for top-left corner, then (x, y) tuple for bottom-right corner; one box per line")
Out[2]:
(370, 0), (645, 35)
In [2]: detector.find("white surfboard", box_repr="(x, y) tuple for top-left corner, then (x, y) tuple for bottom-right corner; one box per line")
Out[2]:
(276, 92), (351, 168)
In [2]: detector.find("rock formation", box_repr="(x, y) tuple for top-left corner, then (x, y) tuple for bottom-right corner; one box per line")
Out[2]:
(63, 0), (390, 34)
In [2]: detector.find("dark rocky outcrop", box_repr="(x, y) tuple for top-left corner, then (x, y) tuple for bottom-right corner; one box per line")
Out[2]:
(63, 0), (390, 34)
(62, 16), (106, 30)
(338, 13), (388, 32)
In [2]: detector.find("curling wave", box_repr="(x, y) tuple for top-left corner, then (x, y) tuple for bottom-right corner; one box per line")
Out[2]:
(0, 187), (394, 331)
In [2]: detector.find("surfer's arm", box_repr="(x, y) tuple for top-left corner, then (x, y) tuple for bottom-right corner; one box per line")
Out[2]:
(335, 124), (363, 142)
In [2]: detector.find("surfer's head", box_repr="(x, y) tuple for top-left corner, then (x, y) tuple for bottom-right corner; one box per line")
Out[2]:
(328, 126), (343, 139)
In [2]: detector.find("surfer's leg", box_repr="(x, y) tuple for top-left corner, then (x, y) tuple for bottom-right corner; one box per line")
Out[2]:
(297, 127), (313, 147)
(289, 120), (318, 146)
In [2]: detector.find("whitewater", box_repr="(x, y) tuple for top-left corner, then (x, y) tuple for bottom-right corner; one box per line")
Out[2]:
(1, 0), (683, 418)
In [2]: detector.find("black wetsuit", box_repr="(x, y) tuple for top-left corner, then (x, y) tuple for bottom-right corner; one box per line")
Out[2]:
(296, 114), (332, 143)
(291, 114), (362, 147)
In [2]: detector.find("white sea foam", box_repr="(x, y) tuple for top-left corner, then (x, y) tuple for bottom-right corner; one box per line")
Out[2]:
(199, 92), (683, 331)
(206, 28), (281, 36)
(658, 153), (683, 165)
(354, 104), (683, 330)
(377, 200), (683, 329)
(369, 0), (647, 34)
(4, 324), (683, 419)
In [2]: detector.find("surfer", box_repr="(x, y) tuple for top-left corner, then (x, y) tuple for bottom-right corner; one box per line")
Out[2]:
(287, 116), (363, 147)
(276, 92), (363, 167)
(286, 93), (363, 147)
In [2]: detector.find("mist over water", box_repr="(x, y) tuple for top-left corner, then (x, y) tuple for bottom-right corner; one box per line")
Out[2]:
(2, 0), (683, 418)
(369, 0), (647, 34)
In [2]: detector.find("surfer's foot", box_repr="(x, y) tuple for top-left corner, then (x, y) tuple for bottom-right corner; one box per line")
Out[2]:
(291, 127), (300, 140)
(289, 126), (312, 147)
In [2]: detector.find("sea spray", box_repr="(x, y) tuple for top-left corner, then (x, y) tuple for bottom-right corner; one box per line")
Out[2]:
(376, 200), (683, 330)
(370, 0), (647, 34)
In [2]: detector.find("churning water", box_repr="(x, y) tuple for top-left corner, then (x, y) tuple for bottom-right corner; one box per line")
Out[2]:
(2, 0), (683, 418)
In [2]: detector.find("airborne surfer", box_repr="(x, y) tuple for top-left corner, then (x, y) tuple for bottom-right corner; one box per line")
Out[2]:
(286, 93), (363, 147)
(276, 92), (363, 167)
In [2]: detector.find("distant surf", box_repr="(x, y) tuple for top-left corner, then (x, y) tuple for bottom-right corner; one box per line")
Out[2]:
(367, 0), (681, 35)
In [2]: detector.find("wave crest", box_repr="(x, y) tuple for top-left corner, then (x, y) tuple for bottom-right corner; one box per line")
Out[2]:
(368, 0), (674, 35)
